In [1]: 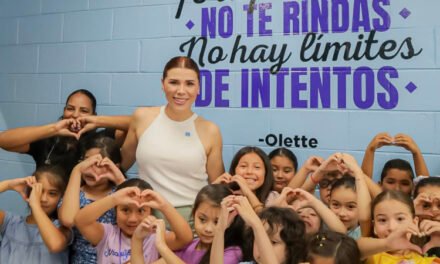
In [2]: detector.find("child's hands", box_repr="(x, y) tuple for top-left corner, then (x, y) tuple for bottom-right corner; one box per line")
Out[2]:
(217, 196), (238, 232)
(98, 157), (125, 185)
(230, 175), (252, 196)
(133, 215), (158, 240)
(76, 153), (102, 177)
(419, 219), (440, 253)
(212, 173), (233, 185)
(140, 189), (168, 210)
(231, 196), (260, 228)
(28, 182), (43, 209)
(303, 156), (324, 172)
(340, 153), (362, 176)
(414, 192), (435, 218)
(394, 133), (420, 154)
(111, 187), (141, 207)
(367, 132), (393, 151)
(289, 188), (318, 211)
(386, 223), (423, 254)
(7, 176), (36, 201)
(154, 219), (167, 250)
(270, 187), (296, 208)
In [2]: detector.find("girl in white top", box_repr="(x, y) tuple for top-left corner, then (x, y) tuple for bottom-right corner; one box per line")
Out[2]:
(121, 56), (224, 208)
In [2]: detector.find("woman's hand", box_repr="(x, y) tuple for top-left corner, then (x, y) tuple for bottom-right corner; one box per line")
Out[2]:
(54, 118), (81, 139)
(76, 115), (100, 138)
(7, 176), (36, 201)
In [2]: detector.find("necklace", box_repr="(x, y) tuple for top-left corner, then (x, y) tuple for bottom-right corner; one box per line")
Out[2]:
(44, 137), (59, 165)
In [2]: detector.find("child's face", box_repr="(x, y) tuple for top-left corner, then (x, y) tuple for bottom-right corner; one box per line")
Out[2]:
(318, 171), (342, 205)
(374, 199), (414, 239)
(297, 207), (321, 235)
(116, 197), (151, 237)
(82, 148), (111, 187)
(381, 169), (413, 195)
(37, 174), (62, 215)
(329, 187), (359, 231)
(271, 156), (295, 193)
(416, 185), (440, 221)
(254, 222), (286, 264)
(194, 202), (220, 247)
(235, 152), (265, 191)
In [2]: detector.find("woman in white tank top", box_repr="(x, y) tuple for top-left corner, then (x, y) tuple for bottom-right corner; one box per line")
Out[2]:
(121, 56), (225, 218)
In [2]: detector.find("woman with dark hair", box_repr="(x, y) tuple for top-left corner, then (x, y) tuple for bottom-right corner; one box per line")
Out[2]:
(121, 56), (224, 221)
(0, 89), (130, 177)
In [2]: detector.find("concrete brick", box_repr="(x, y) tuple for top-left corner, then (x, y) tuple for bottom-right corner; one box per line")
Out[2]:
(140, 38), (184, 73)
(195, 107), (271, 146)
(15, 74), (61, 103)
(36, 103), (63, 125)
(0, 75), (15, 102)
(0, 103), (37, 129)
(19, 14), (62, 44)
(0, 148), (34, 163)
(0, 18), (17, 45)
(39, 43), (85, 73)
(41, 0), (88, 13)
(64, 10), (113, 42)
(269, 109), (350, 150)
(348, 111), (436, 153)
(98, 105), (136, 116)
(113, 6), (170, 39)
(0, 0), (41, 18)
(111, 73), (165, 106)
(61, 74), (111, 105)
(0, 161), (36, 216)
(0, 45), (38, 73)
(86, 41), (139, 72)
(89, 0), (142, 9)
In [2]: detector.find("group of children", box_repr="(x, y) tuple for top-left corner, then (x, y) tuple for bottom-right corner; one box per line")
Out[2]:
(0, 132), (439, 264)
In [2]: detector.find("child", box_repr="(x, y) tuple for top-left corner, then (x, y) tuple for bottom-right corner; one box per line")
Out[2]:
(226, 196), (307, 264)
(74, 178), (192, 264)
(213, 146), (275, 212)
(268, 148), (298, 193)
(133, 184), (243, 264)
(358, 190), (440, 263)
(59, 135), (126, 263)
(307, 230), (360, 264)
(413, 177), (440, 257)
(0, 166), (71, 263)
(362, 132), (429, 195)
(328, 154), (371, 239)
(272, 187), (346, 236)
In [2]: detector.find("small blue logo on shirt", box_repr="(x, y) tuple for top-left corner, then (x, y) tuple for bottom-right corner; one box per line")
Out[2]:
(185, 132), (191, 137)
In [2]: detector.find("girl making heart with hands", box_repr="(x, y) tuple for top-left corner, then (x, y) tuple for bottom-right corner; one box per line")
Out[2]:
(59, 135), (126, 263)
(74, 178), (192, 264)
(0, 166), (71, 263)
(358, 190), (440, 263)
(213, 146), (275, 212)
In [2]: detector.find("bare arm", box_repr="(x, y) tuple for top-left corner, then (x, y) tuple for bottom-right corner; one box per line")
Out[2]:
(361, 133), (393, 178)
(0, 119), (80, 152)
(120, 112), (140, 172)
(29, 183), (71, 253)
(74, 187), (142, 246)
(394, 133), (429, 176)
(288, 156), (323, 190)
(205, 123), (225, 183)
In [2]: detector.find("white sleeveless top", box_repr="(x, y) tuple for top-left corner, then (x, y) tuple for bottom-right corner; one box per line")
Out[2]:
(136, 106), (208, 207)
